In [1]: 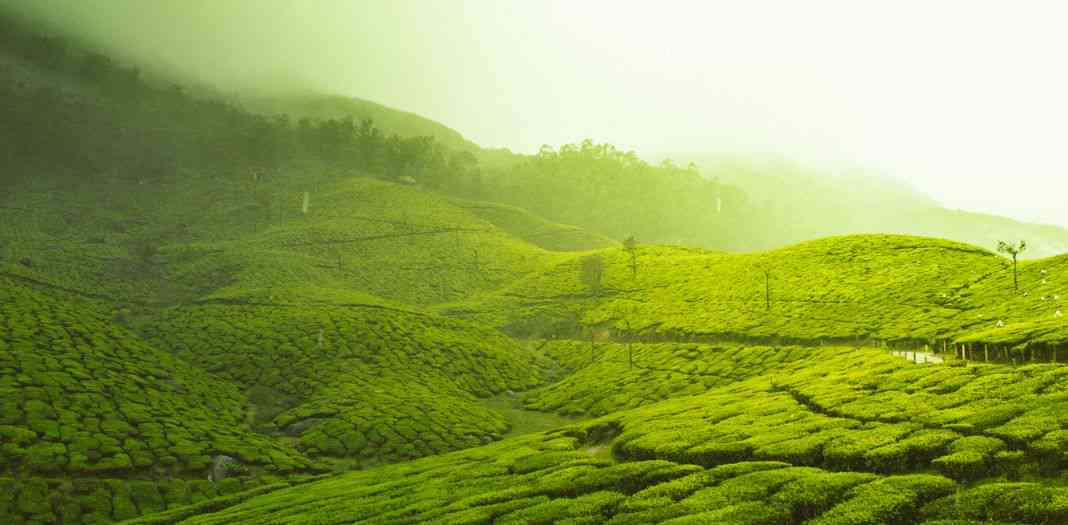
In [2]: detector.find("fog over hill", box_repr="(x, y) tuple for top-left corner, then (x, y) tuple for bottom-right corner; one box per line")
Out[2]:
(5, 4), (1068, 525)
(5, 0), (1068, 230)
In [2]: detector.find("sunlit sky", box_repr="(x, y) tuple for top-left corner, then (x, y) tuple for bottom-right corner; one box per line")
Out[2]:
(10, 0), (1068, 227)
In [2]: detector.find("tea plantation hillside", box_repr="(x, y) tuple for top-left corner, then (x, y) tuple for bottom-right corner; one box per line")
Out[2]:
(0, 277), (326, 523)
(441, 234), (1068, 348)
(0, 172), (578, 307)
(449, 199), (618, 252)
(123, 347), (1068, 525)
(140, 303), (552, 464)
(520, 342), (828, 417)
(6, 10), (1068, 525)
(521, 343), (1068, 479)
(953, 252), (1068, 351)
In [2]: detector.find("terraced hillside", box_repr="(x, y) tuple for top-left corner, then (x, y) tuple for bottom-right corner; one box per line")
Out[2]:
(141, 303), (551, 464)
(955, 252), (1068, 351)
(0, 264), (558, 523)
(441, 235), (1068, 350)
(0, 277), (323, 523)
(0, 171), (576, 307)
(5, 11), (1068, 525)
(451, 199), (618, 252)
(520, 341), (823, 417)
(124, 347), (1068, 525)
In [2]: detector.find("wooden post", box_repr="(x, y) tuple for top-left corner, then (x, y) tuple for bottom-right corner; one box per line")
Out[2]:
(984, 345), (989, 362)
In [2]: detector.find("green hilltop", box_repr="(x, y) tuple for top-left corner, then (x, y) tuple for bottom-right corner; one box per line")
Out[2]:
(442, 234), (1068, 354)
(2, 9), (1068, 525)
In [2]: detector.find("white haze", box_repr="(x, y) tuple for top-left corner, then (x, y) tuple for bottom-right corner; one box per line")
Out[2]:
(9, 0), (1068, 227)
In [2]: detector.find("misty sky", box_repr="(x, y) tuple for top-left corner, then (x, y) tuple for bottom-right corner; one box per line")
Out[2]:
(9, 0), (1068, 227)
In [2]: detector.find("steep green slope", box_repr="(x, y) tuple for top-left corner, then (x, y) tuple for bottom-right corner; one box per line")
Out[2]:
(0, 277), (323, 524)
(0, 278), (312, 478)
(0, 171), (567, 307)
(160, 174), (566, 306)
(140, 303), (551, 465)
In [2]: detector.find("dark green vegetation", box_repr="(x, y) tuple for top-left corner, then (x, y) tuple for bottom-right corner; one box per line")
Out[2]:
(143, 304), (548, 463)
(2, 9), (1068, 525)
(111, 347), (1068, 525)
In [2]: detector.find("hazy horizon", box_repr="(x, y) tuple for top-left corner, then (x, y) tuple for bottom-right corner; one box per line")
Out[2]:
(6, 0), (1068, 228)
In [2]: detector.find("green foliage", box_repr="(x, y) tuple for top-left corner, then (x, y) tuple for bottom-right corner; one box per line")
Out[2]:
(5, 15), (1068, 525)
(923, 483), (1068, 524)
(452, 198), (618, 252)
(522, 341), (821, 417)
(144, 303), (550, 463)
(446, 235), (1068, 351)
(0, 279), (312, 480)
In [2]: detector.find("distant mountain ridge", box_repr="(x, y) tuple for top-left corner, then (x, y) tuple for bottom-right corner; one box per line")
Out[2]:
(664, 154), (1068, 258)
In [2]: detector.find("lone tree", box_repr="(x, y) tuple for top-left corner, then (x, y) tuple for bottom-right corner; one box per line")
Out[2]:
(755, 264), (772, 311)
(997, 240), (1027, 293)
(622, 235), (638, 278)
(581, 255), (605, 297)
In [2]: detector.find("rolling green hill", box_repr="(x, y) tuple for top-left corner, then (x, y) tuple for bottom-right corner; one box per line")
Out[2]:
(0, 278), (313, 478)
(4, 8), (1068, 525)
(440, 234), (1067, 353)
(0, 169), (574, 307)
(0, 277), (325, 524)
(450, 199), (618, 252)
(141, 303), (550, 464)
